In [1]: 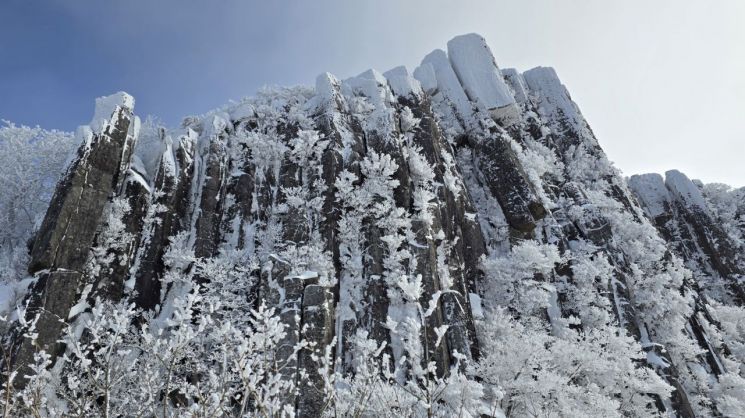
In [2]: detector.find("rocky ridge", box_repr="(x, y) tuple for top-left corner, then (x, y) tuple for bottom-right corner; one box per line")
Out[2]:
(5, 33), (745, 417)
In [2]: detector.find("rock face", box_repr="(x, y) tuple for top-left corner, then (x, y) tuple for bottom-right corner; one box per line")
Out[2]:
(629, 170), (745, 382)
(8, 34), (745, 416)
(630, 171), (745, 303)
(16, 93), (138, 371)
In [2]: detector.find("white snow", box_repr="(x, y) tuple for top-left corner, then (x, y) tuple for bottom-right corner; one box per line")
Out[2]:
(646, 351), (670, 368)
(546, 286), (562, 333)
(415, 49), (474, 122)
(446, 34), (516, 112)
(469, 293), (484, 319)
(342, 69), (397, 135)
(127, 168), (153, 194)
(383, 66), (423, 98)
(665, 169), (709, 211)
(342, 69), (394, 108)
(308, 72), (339, 112)
(412, 62), (437, 93)
(129, 155), (148, 178)
(0, 277), (34, 317)
(134, 136), (166, 181)
(68, 284), (93, 319)
(72, 125), (95, 158)
(90, 92), (134, 133)
(501, 68), (529, 104)
(292, 270), (319, 280)
(160, 137), (177, 179)
(523, 67), (583, 129)
(204, 112), (230, 140)
(229, 102), (256, 122)
(628, 173), (672, 218)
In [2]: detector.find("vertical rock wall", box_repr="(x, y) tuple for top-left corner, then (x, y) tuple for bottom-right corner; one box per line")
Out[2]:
(8, 34), (743, 417)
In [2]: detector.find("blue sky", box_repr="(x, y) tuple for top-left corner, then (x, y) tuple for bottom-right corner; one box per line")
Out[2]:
(1, 0), (744, 185)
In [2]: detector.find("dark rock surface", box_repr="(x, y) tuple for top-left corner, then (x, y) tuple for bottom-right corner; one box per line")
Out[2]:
(16, 95), (137, 372)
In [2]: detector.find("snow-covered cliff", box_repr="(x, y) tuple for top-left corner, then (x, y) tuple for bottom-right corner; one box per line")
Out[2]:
(2, 33), (744, 417)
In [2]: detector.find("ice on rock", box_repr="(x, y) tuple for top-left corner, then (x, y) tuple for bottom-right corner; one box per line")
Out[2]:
(446, 34), (519, 125)
(665, 169), (709, 211)
(628, 173), (672, 219)
(416, 49), (474, 123)
(383, 66), (423, 98)
(90, 91), (134, 133)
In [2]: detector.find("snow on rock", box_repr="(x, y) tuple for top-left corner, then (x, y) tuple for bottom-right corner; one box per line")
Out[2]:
(9, 32), (734, 418)
(307, 72), (344, 113)
(342, 69), (396, 133)
(469, 293), (484, 320)
(446, 33), (519, 125)
(0, 277), (34, 317)
(90, 92), (135, 133)
(412, 62), (437, 93)
(501, 68), (530, 104)
(160, 136), (177, 179)
(628, 173), (672, 219)
(383, 66), (423, 98)
(73, 125), (95, 153)
(127, 168), (152, 194)
(665, 169), (709, 211)
(523, 67), (583, 130)
(342, 69), (394, 107)
(292, 270), (320, 281)
(415, 49), (474, 124)
(200, 113), (230, 149)
(130, 154), (148, 178)
(132, 123), (168, 182)
(229, 101), (256, 122)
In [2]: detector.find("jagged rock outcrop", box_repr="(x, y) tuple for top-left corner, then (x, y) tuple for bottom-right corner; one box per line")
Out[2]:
(7, 33), (745, 417)
(15, 93), (138, 371)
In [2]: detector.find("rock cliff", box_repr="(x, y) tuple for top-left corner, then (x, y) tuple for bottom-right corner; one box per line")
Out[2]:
(4, 33), (744, 417)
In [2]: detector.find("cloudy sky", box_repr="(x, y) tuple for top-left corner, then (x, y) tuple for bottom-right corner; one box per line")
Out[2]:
(2, 0), (743, 185)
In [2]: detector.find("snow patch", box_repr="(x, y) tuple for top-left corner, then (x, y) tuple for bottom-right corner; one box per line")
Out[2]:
(307, 72), (343, 113)
(412, 62), (437, 93)
(665, 169), (709, 211)
(501, 68), (529, 104)
(416, 49), (474, 124)
(523, 67), (584, 131)
(383, 66), (423, 98)
(229, 102), (256, 122)
(446, 33), (518, 125)
(342, 69), (394, 108)
(469, 293), (484, 319)
(291, 270), (319, 281)
(90, 92), (134, 133)
(628, 173), (672, 219)
(0, 277), (34, 317)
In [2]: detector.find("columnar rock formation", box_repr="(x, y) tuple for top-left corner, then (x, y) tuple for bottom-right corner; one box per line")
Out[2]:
(15, 93), (138, 370)
(6, 33), (744, 417)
